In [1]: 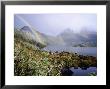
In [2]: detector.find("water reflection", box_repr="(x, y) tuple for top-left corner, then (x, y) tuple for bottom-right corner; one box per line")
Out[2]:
(61, 66), (73, 76)
(70, 67), (97, 76)
(61, 67), (97, 76)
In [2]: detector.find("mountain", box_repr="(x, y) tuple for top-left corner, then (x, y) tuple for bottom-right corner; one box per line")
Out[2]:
(20, 26), (33, 33)
(20, 26), (46, 45)
(19, 26), (36, 41)
(41, 33), (65, 46)
(14, 26), (47, 49)
(78, 28), (97, 47)
(16, 26), (66, 46)
(57, 28), (97, 47)
(57, 28), (82, 46)
(15, 26), (97, 48)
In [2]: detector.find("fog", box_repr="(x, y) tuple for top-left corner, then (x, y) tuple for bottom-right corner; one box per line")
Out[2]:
(14, 14), (97, 36)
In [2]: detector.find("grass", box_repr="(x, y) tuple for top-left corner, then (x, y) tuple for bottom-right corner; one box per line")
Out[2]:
(88, 72), (97, 76)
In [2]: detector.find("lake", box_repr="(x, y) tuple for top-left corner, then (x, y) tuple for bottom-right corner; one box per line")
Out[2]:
(70, 67), (97, 76)
(43, 45), (97, 57)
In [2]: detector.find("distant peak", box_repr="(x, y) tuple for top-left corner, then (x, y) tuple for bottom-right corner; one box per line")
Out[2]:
(21, 26), (30, 30)
(20, 26), (33, 33)
(80, 27), (96, 34)
(63, 28), (74, 33)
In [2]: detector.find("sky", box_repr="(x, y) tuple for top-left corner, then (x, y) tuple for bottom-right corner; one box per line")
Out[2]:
(14, 14), (97, 36)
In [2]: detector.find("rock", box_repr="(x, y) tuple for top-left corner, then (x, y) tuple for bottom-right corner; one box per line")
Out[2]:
(74, 67), (78, 69)
(81, 67), (87, 70)
(61, 66), (73, 76)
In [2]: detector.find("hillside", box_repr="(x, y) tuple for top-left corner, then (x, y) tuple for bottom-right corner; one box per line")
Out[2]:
(15, 26), (97, 47)
(14, 32), (97, 76)
(57, 28), (97, 47)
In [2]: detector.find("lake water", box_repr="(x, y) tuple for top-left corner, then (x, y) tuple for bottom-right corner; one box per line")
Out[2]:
(42, 45), (97, 76)
(70, 67), (97, 76)
(43, 45), (97, 57)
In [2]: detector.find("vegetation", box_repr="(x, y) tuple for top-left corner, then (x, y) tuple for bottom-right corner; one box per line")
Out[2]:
(88, 72), (97, 76)
(14, 34), (97, 76)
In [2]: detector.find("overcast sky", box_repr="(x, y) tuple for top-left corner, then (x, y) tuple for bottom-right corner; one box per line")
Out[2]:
(14, 14), (97, 36)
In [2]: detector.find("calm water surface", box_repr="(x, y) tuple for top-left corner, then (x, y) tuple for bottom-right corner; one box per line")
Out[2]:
(43, 45), (97, 57)
(70, 67), (97, 76)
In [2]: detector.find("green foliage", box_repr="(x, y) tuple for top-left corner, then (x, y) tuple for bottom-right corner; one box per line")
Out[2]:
(14, 30), (46, 49)
(88, 72), (97, 76)
(14, 35), (97, 76)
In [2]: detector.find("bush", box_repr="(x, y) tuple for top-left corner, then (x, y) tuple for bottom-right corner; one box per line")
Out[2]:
(14, 35), (97, 76)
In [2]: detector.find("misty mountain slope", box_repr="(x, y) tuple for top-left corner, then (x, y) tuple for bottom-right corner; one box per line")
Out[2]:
(17, 26), (66, 46)
(15, 26), (97, 47)
(42, 34), (66, 46)
(57, 28), (97, 47)
(57, 28), (84, 46)
(79, 28), (97, 41)
(78, 29), (97, 47)
(20, 26), (36, 41)
(15, 26), (47, 46)
(14, 27), (47, 49)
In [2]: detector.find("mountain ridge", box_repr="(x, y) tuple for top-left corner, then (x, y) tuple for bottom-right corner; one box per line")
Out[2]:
(15, 26), (97, 47)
